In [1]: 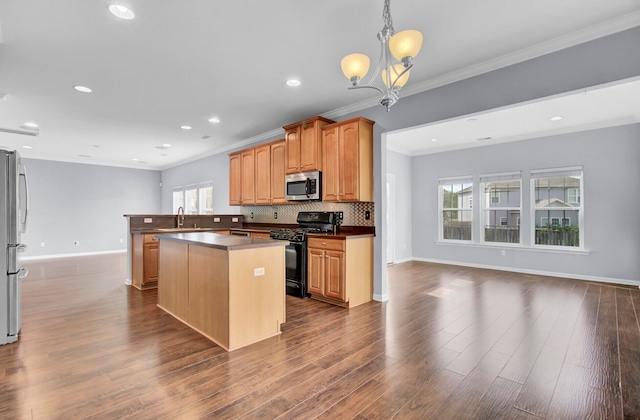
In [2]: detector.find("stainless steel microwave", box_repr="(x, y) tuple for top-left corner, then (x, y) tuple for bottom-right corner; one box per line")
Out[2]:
(285, 171), (322, 201)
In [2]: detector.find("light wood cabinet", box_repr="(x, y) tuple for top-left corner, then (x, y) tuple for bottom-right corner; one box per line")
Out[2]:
(250, 232), (271, 239)
(241, 149), (255, 205)
(255, 144), (271, 204)
(229, 139), (287, 206)
(270, 140), (288, 204)
(132, 234), (160, 289)
(283, 116), (334, 174)
(321, 117), (374, 202)
(229, 152), (242, 206)
(307, 236), (373, 307)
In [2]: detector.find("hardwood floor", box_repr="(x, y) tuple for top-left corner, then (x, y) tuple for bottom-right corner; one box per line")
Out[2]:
(1, 254), (639, 419)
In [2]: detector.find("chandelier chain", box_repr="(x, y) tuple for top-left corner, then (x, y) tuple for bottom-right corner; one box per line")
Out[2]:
(382, 0), (395, 35)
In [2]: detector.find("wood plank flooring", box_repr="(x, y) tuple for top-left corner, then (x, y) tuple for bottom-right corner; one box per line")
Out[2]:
(1, 254), (639, 419)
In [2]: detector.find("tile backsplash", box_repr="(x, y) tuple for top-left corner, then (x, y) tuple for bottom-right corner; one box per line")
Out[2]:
(241, 202), (375, 226)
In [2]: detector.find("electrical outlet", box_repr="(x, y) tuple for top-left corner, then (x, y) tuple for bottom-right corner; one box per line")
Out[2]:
(214, 217), (221, 222)
(337, 211), (343, 220)
(250, 212), (254, 219)
(254, 267), (265, 276)
(119, 238), (124, 243)
(274, 212), (278, 219)
(365, 210), (371, 220)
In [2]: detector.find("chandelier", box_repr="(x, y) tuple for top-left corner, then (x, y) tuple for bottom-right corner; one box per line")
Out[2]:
(340, 0), (423, 111)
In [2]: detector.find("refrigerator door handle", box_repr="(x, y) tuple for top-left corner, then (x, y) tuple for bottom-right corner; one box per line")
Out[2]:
(19, 163), (29, 233)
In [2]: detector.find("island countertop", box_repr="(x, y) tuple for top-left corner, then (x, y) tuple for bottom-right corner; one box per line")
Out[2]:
(154, 231), (287, 250)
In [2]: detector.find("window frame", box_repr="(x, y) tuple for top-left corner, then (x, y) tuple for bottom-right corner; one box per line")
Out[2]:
(531, 166), (584, 250)
(438, 176), (473, 243)
(480, 171), (522, 245)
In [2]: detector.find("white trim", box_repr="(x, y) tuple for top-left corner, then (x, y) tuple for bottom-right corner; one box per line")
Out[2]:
(530, 166), (583, 178)
(412, 257), (640, 288)
(323, 11), (640, 121)
(435, 240), (589, 255)
(479, 171), (522, 182)
(373, 293), (389, 302)
(438, 175), (473, 184)
(22, 249), (126, 261)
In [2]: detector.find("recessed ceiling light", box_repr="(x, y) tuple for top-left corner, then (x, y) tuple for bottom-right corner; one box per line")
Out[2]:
(162, 143), (171, 147)
(132, 158), (139, 162)
(79, 154), (92, 158)
(22, 145), (33, 149)
(180, 125), (192, 130)
(550, 116), (563, 121)
(74, 85), (92, 93)
(286, 79), (301, 87)
(430, 138), (438, 142)
(160, 153), (168, 156)
(201, 135), (211, 140)
(108, 4), (135, 20)
(208, 117), (220, 124)
(92, 144), (100, 148)
(23, 122), (38, 128)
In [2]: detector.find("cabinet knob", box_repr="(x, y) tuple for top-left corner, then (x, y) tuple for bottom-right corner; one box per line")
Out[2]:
(322, 242), (326, 245)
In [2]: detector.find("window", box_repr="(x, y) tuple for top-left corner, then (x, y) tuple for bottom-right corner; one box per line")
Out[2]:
(185, 184), (198, 214)
(567, 188), (580, 204)
(172, 188), (184, 213)
(532, 167), (583, 248)
(439, 177), (473, 241)
(480, 172), (521, 244)
(198, 182), (214, 214)
(491, 190), (500, 205)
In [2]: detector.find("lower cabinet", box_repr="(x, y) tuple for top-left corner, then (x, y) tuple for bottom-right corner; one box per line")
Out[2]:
(132, 234), (159, 289)
(307, 236), (373, 308)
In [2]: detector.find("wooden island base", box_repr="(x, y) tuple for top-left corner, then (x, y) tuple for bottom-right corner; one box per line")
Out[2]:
(156, 234), (286, 351)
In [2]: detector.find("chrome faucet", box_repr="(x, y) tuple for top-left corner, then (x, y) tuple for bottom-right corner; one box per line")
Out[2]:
(177, 206), (185, 228)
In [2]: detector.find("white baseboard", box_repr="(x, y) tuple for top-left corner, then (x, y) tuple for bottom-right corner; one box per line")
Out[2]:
(22, 249), (127, 261)
(411, 257), (640, 287)
(373, 293), (389, 302)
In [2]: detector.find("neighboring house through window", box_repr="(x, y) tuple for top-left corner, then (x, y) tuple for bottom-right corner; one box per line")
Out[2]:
(532, 167), (583, 248)
(439, 177), (473, 241)
(480, 171), (522, 244)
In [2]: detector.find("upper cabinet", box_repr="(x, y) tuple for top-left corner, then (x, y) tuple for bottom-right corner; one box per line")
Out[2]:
(322, 117), (374, 202)
(229, 139), (287, 206)
(229, 152), (242, 206)
(283, 116), (334, 174)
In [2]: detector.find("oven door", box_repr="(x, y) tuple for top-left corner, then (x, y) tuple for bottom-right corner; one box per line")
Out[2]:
(285, 241), (308, 298)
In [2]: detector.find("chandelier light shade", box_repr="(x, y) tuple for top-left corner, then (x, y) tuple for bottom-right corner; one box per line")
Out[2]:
(389, 30), (423, 63)
(341, 54), (371, 84)
(340, 0), (423, 111)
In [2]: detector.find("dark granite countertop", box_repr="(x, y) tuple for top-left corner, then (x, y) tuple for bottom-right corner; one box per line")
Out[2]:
(154, 231), (288, 250)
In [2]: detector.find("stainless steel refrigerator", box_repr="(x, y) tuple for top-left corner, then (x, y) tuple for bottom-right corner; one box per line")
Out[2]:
(1, 149), (29, 345)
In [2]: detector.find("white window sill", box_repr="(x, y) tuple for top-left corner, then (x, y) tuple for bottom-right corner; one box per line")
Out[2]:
(435, 240), (590, 255)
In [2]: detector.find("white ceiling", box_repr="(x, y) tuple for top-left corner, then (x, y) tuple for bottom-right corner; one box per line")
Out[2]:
(387, 78), (640, 156)
(1, 1), (639, 170)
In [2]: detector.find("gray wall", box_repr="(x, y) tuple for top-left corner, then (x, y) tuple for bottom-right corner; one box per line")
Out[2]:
(409, 124), (640, 284)
(21, 159), (161, 258)
(387, 150), (413, 262)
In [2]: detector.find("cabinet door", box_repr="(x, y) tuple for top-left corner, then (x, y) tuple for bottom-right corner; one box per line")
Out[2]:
(300, 121), (320, 172)
(270, 140), (288, 204)
(143, 243), (159, 284)
(241, 149), (255, 205)
(339, 121), (360, 201)
(254, 144), (271, 204)
(324, 250), (345, 301)
(307, 248), (325, 295)
(285, 125), (301, 174)
(322, 126), (340, 202)
(229, 152), (242, 205)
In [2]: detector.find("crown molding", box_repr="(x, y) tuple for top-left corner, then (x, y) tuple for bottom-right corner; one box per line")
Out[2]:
(325, 12), (640, 120)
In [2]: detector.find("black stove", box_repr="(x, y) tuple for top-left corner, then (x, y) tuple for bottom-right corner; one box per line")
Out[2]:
(269, 212), (337, 298)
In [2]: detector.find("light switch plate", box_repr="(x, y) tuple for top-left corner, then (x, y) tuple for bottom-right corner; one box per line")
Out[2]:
(214, 217), (221, 222)
(144, 218), (153, 223)
(254, 267), (265, 276)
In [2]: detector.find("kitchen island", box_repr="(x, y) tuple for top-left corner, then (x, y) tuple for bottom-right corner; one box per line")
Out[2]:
(155, 231), (287, 351)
